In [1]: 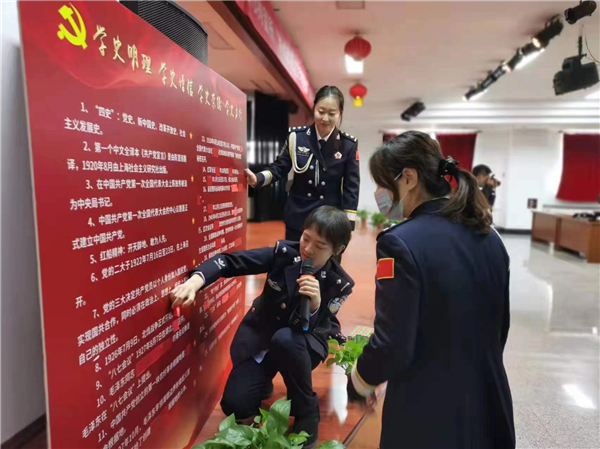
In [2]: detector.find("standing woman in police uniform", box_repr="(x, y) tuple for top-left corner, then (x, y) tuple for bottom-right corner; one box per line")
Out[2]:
(245, 86), (360, 241)
(170, 206), (354, 448)
(348, 131), (515, 449)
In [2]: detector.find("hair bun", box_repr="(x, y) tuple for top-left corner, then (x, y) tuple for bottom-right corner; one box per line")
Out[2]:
(439, 156), (460, 177)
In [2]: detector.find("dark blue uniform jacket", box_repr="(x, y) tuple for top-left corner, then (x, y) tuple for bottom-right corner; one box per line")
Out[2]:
(191, 240), (354, 367)
(255, 125), (360, 231)
(357, 198), (515, 449)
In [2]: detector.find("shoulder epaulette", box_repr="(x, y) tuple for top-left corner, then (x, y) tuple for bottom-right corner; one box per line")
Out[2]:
(376, 219), (410, 240)
(340, 131), (357, 142)
(289, 126), (308, 133)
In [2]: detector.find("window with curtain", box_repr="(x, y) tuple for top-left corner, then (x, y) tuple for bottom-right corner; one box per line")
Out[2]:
(435, 133), (477, 172)
(556, 133), (600, 202)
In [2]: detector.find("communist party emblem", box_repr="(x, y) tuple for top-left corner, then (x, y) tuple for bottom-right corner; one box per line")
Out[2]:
(57, 4), (87, 49)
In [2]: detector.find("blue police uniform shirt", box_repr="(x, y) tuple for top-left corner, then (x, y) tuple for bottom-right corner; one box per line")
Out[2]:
(254, 125), (360, 231)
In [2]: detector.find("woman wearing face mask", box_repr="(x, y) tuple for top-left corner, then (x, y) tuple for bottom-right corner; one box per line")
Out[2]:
(245, 86), (360, 242)
(170, 206), (353, 448)
(347, 131), (515, 449)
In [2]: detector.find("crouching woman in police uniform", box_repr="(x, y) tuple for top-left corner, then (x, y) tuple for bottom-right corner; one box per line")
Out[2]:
(245, 86), (360, 241)
(170, 206), (354, 448)
(347, 131), (515, 449)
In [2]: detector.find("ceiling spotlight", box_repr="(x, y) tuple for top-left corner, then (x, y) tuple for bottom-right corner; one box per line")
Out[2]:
(400, 101), (426, 121)
(533, 16), (564, 48)
(565, 1), (597, 25)
(503, 51), (522, 73)
(554, 55), (599, 95)
(505, 43), (544, 72)
(519, 43), (545, 69)
(490, 64), (508, 80)
(463, 85), (488, 101)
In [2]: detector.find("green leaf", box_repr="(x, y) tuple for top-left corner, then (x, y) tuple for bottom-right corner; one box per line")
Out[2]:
(195, 438), (236, 449)
(316, 441), (345, 449)
(266, 398), (291, 435)
(334, 351), (343, 363)
(328, 339), (339, 346)
(264, 433), (292, 449)
(219, 414), (237, 432)
(326, 358), (336, 367)
(254, 416), (262, 424)
(237, 425), (257, 442)
(288, 432), (308, 446)
(221, 428), (252, 447)
(328, 346), (337, 355)
(259, 408), (270, 423)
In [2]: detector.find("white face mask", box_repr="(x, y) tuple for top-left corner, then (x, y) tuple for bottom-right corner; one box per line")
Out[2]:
(374, 188), (406, 221)
(374, 172), (407, 221)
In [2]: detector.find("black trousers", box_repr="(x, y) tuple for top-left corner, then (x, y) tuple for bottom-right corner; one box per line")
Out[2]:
(221, 327), (321, 419)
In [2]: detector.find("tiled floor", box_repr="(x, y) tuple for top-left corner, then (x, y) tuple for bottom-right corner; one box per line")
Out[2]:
(17, 224), (600, 449)
(200, 224), (600, 449)
(501, 237), (599, 449)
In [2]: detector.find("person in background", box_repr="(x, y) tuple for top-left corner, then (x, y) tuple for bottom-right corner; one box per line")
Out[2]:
(244, 86), (360, 242)
(348, 131), (515, 449)
(170, 206), (354, 449)
(482, 174), (501, 208)
(472, 163), (492, 189)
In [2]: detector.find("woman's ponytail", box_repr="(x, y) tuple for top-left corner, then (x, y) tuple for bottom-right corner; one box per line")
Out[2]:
(439, 158), (492, 234)
(370, 132), (493, 234)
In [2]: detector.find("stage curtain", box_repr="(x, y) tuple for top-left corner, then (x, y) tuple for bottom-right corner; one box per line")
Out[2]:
(435, 133), (477, 172)
(557, 133), (600, 202)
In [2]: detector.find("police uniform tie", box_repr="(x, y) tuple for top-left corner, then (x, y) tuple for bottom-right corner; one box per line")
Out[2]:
(318, 139), (326, 149)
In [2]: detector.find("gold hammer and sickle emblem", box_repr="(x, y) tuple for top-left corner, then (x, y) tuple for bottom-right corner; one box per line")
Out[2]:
(57, 4), (87, 49)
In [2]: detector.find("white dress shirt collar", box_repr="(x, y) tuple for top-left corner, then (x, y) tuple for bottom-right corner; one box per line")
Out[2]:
(316, 127), (335, 143)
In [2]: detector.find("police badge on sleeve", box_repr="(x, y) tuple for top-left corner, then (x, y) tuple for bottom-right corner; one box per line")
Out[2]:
(328, 296), (348, 315)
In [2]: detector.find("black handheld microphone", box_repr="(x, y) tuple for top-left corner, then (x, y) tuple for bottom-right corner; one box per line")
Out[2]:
(299, 258), (315, 332)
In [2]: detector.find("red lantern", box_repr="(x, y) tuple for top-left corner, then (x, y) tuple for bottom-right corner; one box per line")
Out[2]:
(345, 36), (372, 61)
(350, 83), (368, 107)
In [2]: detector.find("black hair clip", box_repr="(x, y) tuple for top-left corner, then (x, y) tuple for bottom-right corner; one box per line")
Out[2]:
(439, 156), (460, 177)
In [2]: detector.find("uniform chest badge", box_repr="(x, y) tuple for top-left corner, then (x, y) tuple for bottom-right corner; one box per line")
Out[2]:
(307, 128), (311, 136)
(334, 151), (342, 160)
(328, 296), (348, 315)
(268, 278), (282, 292)
(298, 146), (311, 155)
(294, 256), (301, 263)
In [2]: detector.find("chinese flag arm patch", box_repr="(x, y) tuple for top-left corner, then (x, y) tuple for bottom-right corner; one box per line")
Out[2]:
(376, 258), (394, 280)
(356, 151), (360, 161)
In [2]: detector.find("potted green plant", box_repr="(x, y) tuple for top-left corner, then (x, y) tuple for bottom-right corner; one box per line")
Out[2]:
(356, 210), (369, 230)
(326, 335), (371, 375)
(370, 213), (387, 232)
(383, 220), (400, 230)
(194, 398), (344, 449)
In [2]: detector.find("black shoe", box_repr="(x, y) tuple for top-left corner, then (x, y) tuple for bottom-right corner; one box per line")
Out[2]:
(291, 416), (319, 449)
(329, 332), (347, 345)
(262, 382), (274, 400)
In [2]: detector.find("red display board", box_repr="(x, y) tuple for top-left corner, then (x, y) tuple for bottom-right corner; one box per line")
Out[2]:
(19, 2), (247, 448)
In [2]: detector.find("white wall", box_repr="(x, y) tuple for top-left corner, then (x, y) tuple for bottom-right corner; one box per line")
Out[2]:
(346, 125), (596, 230)
(343, 124), (381, 214)
(474, 128), (596, 230)
(1, 0), (47, 442)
